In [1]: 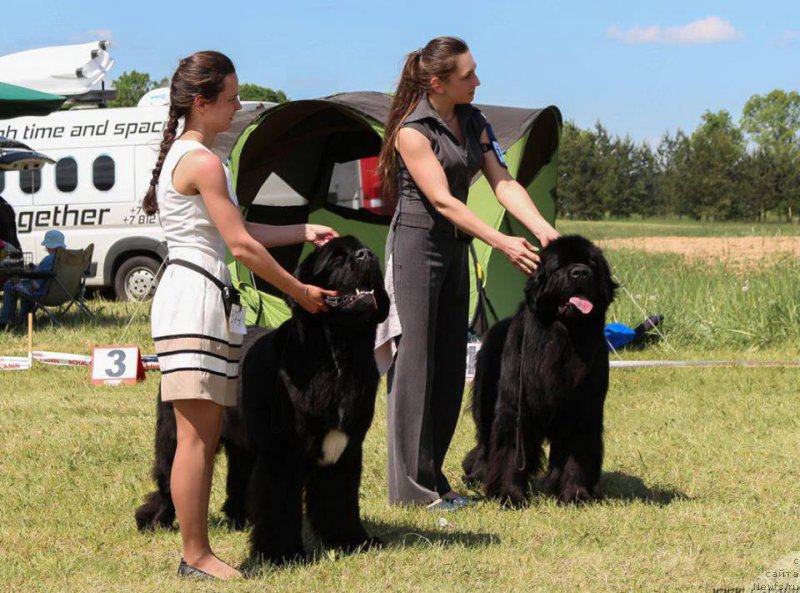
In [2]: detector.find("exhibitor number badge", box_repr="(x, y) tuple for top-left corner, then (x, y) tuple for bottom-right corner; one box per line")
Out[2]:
(229, 304), (247, 335)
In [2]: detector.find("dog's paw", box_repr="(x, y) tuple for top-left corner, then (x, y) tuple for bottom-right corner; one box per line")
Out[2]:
(335, 536), (383, 554)
(492, 491), (529, 510)
(362, 536), (384, 550)
(503, 497), (530, 510)
(134, 494), (176, 532)
(220, 500), (248, 530)
(250, 549), (309, 567)
(486, 482), (528, 509)
(557, 484), (596, 505)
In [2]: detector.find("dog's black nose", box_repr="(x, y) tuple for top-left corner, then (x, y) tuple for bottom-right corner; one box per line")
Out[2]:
(353, 248), (371, 261)
(570, 264), (592, 280)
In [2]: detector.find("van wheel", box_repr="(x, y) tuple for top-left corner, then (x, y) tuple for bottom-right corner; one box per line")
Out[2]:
(115, 256), (162, 301)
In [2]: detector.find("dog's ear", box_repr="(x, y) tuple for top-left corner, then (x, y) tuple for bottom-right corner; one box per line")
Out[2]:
(596, 252), (618, 306)
(524, 263), (547, 310)
(292, 248), (327, 314)
(296, 244), (339, 286)
(295, 248), (319, 284)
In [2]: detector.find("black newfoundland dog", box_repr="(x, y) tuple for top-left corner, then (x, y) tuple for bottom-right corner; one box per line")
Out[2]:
(135, 236), (389, 564)
(462, 235), (617, 506)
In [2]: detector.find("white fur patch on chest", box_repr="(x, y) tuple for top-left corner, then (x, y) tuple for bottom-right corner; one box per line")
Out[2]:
(319, 429), (349, 465)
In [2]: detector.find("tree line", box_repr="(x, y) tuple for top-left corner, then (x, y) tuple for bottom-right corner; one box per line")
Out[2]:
(108, 71), (289, 108)
(557, 90), (800, 222)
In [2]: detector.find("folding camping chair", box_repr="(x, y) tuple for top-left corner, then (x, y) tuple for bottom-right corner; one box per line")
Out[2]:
(19, 244), (95, 325)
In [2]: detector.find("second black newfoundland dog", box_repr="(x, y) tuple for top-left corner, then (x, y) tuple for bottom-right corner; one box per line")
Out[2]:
(135, 236), (389, 564)
(462, 235), (617, 506)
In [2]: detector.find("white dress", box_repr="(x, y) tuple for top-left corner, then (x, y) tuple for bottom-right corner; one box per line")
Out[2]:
(150, 139), (242, 406)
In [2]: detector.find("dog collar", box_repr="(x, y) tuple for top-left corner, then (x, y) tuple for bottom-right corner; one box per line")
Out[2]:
(323, 289), (376, 309)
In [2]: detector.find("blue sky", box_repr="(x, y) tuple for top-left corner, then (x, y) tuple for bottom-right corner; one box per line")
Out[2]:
(2, 0), (798, 144)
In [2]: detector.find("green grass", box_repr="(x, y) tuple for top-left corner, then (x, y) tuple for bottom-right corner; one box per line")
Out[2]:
(603, 249), (800, 352)
(1, 219), (798, 592)
(1, 357), (798, 592)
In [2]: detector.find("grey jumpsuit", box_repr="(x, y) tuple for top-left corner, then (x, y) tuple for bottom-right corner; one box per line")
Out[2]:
(387, 95), (487, 504)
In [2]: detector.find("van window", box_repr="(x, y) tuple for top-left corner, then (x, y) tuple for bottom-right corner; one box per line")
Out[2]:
(93, 155), (115, 191)
(20, 169), (42, 194)
(0, 170), (4, 193)
(56, 157), (78, 192)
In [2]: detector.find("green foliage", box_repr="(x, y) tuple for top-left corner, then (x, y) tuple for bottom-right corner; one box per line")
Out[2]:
(684, 110), (747, 221)
(560, 89), (800, 222)
(557, 122), (607, 219)
(108, 70), (163, 108)
(109, 73), (288, 108)
(238, 83), (289, 103)
(741, 89), (800, 152)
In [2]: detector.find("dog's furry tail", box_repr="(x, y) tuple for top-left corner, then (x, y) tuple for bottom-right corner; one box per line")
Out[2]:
(134, 490), (175, 531)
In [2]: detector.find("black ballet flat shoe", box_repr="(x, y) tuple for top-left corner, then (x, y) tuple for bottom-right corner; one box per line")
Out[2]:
(177, 558), (217, 580)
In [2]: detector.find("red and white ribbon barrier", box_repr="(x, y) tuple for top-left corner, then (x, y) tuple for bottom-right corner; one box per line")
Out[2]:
(29, 350), (161, 371)
(32, 351), (91, 366)
(0, 350), (161, 371)
(0, 356), (32, 371)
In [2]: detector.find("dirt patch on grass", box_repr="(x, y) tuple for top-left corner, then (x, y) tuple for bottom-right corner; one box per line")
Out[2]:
(599, 236), (800, 268)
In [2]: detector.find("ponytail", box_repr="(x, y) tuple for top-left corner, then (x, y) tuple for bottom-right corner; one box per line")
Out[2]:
(378, 52), (424, 202)
(378, 37), (469, 202)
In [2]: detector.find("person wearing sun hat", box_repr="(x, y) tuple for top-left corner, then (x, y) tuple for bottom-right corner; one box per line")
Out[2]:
(0, 229), (66, 329)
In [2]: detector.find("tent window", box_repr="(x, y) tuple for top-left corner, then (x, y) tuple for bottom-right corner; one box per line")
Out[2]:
(328, 160), (359, 209)
(55, 157), (78, 192)
(328, 157), (393, 217)
(93, 155), (115, 191)
(20, 169), (41, 194)
(251, 173), (307, 207)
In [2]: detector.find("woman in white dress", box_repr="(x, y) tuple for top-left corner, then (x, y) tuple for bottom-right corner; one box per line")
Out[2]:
(144, 51), (337, 580)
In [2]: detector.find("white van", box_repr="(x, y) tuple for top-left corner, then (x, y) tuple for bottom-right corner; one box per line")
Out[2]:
(0, 103), (265, 300)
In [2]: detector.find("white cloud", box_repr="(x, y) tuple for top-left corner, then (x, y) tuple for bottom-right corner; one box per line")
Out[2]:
(775, 30), (800, 47)
(607, 16), (742, 45)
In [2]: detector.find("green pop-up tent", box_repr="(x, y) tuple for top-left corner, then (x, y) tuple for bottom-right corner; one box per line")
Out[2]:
(0, 82), (66, 119)
(227, 91), (561, 330)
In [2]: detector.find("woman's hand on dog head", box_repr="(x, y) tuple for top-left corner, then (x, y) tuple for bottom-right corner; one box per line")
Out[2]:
(295, 284), (338, 314)
(497, 235), (541, 276)
(305, 224), (339, 247)
(535, 226), (560, 248)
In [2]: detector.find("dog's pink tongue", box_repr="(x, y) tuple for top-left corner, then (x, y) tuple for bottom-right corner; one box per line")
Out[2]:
(569, 296), (593, 314)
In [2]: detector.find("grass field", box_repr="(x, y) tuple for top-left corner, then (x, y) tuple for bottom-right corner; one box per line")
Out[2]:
(1, 219), (798, 592)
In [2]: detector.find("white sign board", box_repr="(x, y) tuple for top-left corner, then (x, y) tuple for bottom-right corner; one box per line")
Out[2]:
(91, 345), (145, 385)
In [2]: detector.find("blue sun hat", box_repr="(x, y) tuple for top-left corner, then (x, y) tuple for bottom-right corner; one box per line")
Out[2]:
(41, 229), (66, 249)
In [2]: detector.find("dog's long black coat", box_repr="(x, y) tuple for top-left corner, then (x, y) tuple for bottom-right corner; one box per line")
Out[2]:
(462, 235), (617, 506)
(135, 236), (390, 563)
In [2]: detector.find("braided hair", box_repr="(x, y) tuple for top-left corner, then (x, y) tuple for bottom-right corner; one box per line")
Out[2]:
(142, 51), (235, 215)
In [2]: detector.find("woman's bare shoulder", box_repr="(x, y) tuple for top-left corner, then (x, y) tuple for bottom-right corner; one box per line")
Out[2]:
(396, 126), (430, 152)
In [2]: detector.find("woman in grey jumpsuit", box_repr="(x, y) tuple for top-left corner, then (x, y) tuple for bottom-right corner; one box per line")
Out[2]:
(377, 37), (560, 508)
